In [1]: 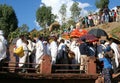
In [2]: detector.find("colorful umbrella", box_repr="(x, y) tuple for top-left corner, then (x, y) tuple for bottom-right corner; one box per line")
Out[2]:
(62, 32), (70, 39)
(70, 29), (88, 38)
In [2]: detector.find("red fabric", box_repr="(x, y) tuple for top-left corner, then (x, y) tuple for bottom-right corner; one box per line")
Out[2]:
(78, 34), (98, 43)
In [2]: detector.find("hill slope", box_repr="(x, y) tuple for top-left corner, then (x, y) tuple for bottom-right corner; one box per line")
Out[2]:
(86, 22), (120, 40)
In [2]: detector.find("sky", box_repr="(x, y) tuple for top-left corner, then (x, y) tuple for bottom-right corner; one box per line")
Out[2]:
(0, 0), (120, 31)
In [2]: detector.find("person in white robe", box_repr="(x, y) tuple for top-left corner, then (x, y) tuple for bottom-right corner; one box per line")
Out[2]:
(15, 35), (24, 67)
(70, 40), (81, 64)
(70, 39), (81, 69)
(18, 40), (28, 68)
(27, 39), (35, 56)
(49, 37), (58, 64)
(57, 39), (66, 64)
(0, 30), (8, 72)
(14, 35), (29, 72)
(109, 39), (120, 68)
(0, 30), (7, 62)
(43, 41), (50, 56)
(34, 36), (44, 68)
(27, 37), (36, 68)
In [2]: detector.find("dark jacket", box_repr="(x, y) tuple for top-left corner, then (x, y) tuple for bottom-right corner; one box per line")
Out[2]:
(79, 42), (89, 55)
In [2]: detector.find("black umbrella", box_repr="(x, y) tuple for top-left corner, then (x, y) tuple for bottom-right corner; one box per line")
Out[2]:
(88, 28), (108, 38)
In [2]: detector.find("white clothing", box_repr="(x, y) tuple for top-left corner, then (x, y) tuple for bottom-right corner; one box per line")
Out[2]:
(0, 35), (7, 61)
(16, 38), (23, 48)
(58, 42), (65, 52)
(70, 41), (81, 63)
(15, 38), (28, 67)
(27, 40), (35, 56)
(0, 35), (7, 45)
(97, 44), (106, 59)
(19, 42), (28, 67)
(0, 30), (3, 35)
(70, 41), (76, 51)
(110, 42), (120, 67)
(64, 40), (71, 48)
(35, 40), (44, 68)
(49, 41), (58, 64)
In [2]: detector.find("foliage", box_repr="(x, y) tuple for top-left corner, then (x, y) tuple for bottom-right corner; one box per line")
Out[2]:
(67, 19), (76, 27)
(109, 26), (120, 42)
(60, 23), (72, 33)
(36, 4), (56, 29)
(59, 19), (76, 33)
(59, 4), (67, 24)
(0, 4), (18, 38)
(70, 2), (81, 22)
(95, 0), (109, 10)
(8, 25), (29, 43)
(29, 29), (38, 37)
(19, 24), (29, 32)
(110, 26), (120, 35)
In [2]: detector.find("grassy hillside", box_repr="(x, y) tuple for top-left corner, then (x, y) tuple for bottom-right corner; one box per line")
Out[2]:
(86, 22), (120, 40)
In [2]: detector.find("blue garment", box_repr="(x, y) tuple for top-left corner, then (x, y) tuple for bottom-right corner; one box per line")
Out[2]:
(99, 58), (112, 69)
(100, 57), (113, 83)
(104, 45), (111, 52)
(102, 68), (113, 83)
(79, 42), (89, 55)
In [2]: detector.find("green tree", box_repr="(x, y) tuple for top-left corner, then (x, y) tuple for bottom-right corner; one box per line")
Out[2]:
(95, 0), (109, 10)
(70, 2), (81, 22)
(0, 4), (18, 37)
(59, 4), (67, 24)
(19, 24), (29, 32)
(36, 4), (56, 29)
(8, 28), (20, 43)
(8, 25), (29, 43)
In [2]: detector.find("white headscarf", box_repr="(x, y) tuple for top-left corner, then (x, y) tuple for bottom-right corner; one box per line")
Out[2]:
(0, 30), (3, 35)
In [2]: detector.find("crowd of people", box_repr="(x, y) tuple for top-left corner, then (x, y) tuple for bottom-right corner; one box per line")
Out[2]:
(12, 26), (120, 82)
(0, 23), (120, 82)
(0, 6), (120, 82)
(13, 29), (120, 83)
(80, 6), (120, 28)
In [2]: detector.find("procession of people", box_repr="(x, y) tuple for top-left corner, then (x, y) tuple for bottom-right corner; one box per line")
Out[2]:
(0, 6), (120, 83)
(0, 20), (120, 82)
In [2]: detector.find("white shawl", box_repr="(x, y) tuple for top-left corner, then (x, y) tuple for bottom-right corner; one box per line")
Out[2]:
(110, 42), (120, 67)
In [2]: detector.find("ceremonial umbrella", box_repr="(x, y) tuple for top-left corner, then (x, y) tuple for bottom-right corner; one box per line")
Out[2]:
(70, 29), (88, 38)
(79, 34), (98, 43)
